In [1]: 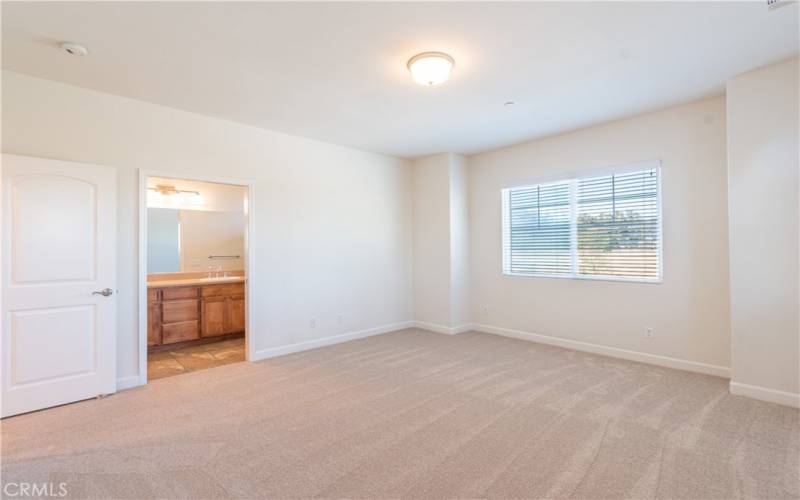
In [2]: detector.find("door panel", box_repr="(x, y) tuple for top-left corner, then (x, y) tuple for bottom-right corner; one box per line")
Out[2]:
(2, 154), (116, 418)
(11, 306), (95, 385)
(11, 176), (96, 283)
(227, 296), (246, 333)
(201, 298), (226, 337)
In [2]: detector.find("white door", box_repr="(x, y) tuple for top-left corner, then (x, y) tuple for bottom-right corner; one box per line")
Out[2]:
(1, 154), (116, 418)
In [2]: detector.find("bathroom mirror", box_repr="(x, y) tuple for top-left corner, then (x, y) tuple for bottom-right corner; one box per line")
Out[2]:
(147, 207), (245, 274)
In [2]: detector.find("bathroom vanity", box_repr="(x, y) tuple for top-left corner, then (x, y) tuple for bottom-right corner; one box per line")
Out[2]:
(147, 276), (245, 350)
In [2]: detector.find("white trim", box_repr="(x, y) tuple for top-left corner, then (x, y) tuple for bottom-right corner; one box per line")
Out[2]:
(137, 169), (256, 387)
(730, 381), (800, 408)
(251, 321), (414, 360)
(137, 172), (147, 387)
(451, 324), (473, 334)
(502, 271), (662, 285)
(116, 375), (141, 391)
(412, 321), (472, 335)
(470, 323), (730, 378)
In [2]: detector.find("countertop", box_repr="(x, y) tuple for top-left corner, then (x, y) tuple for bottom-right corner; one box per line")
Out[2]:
(147, 276), (245, 288)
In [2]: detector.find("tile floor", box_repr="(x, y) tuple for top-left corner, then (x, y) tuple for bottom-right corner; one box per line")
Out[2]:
(147, 336), (245, 380)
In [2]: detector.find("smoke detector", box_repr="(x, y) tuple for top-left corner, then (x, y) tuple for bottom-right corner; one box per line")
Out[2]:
(61, 42), (88, 56)
(768, 0), (792, 10)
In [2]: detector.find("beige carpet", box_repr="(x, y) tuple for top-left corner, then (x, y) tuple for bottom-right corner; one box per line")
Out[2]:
(2, 329), (798, 499)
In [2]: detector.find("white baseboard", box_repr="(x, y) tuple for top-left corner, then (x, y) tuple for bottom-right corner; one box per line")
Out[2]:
(730, 381), (800, 408)
(412, 321), (471, 335)
(251, 321), (414, 361)
(116, 375), (142, 391)
(470, 323), (731, 378)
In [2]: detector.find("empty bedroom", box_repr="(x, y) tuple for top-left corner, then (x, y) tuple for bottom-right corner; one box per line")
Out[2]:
(1, 1), (798, 499)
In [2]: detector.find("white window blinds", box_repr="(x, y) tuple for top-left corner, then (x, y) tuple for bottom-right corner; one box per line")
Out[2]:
(502, 164), (661, 282)
(503, 180), (573, 276)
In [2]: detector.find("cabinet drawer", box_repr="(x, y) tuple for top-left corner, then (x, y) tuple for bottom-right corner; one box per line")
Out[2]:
(147, 288), (161, 303)
(201, 283), (245, 297)
(162, 286), (199, 301)
(162, 321), (199, 344)
(162, 299), (199, 323)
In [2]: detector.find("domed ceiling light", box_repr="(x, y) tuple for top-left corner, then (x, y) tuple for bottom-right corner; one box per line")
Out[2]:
(407, 52), (455, 86)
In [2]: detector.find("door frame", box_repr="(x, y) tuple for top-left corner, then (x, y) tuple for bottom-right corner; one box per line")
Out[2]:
(137, 169), (255, 386)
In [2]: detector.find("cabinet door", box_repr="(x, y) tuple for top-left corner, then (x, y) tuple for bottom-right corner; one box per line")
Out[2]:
(202, 297), (226, 337)
(147, 301), (161, 346)
(226, 296), (246, 333)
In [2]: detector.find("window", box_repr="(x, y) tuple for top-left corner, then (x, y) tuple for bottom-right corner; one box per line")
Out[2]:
(502, 163), (661, 282)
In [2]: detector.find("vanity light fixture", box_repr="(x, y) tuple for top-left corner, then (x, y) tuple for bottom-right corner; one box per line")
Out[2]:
(148, 184), (200, 197)
(407, 52), (455, 86)
(147, 184), (203, 207)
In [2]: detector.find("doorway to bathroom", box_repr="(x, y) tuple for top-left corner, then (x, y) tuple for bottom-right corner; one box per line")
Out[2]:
(138, 172), (254, 383)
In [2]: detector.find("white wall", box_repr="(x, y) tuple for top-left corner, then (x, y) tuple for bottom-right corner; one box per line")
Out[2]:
(727, 58), (799, 403)
(412, 153), (470, 331)
(179, 210), (245, 273)
(412, 154), (453, 327)
(449, 154), (470, 327)
(468, 97), (731, 372)
(2, 71), (413, 383)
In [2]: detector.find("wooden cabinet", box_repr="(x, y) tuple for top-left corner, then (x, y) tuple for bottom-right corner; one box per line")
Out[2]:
(201, 285), (245, 337)
(201, 297), (227, 337)
(162, 286), (199, 301)
(160, 287), (200, 344)
(162, 321), (200, 344)
(148, 282), (245, 349)
(147, 289), (162, 347)
(162, 299), (199, 323)
(228, 296), (246, 332)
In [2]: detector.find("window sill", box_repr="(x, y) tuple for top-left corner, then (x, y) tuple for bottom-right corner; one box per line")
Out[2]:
(502, 271), (663, 285)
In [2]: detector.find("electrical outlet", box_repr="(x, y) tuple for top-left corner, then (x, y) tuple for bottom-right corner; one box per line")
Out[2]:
(310, 318), (316, 328)
(482, 306), (489, 316)
(644, 327), (654, 339)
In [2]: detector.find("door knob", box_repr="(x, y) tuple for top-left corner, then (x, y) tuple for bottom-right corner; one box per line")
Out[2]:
(92, 288), (114, 297)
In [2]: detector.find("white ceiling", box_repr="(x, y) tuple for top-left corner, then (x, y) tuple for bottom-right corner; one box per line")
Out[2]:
(3, 2), (798, 158)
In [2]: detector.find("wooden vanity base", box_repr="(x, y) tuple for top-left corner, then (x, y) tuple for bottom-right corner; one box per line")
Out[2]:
(148, 282), (246, 349)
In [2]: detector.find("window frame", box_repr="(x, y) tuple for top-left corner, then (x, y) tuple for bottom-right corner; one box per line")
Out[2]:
(501, 160), (663, 284)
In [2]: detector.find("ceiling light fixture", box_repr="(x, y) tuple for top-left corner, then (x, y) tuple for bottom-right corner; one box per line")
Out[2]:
(407, 52), (455, 86)
(61, 42), (88, 56)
